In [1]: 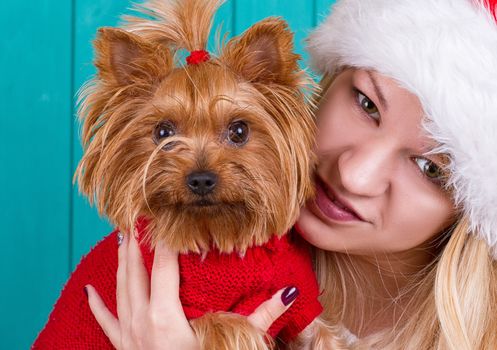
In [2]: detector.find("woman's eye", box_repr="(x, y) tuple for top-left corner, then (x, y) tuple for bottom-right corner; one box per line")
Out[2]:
(414, 158), (444, 185)
(227, 120), (249, 146)
(153, 121), (176, 145)
(356, 90), (380, 121)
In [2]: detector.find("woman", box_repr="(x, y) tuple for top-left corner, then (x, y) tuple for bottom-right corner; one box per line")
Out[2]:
(86, 0), (497, 349)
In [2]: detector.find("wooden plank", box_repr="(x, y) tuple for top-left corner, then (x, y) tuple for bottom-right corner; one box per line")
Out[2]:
(315, 0), (336, 26)
(234, 0), (315, 63)
(314, 0), (337, 25)
(0, 1), (72, 348)
(311, 0), (337, 80)
(71, 0), (131, 267)
(208, 0), (234, 53)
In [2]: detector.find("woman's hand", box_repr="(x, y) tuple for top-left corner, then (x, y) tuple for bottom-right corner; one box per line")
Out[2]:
(85, 232), (198, 349)
(85, 233), (298, 349)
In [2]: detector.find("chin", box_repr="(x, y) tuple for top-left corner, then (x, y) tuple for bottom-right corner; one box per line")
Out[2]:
(296, 206), (370, 254)
(296, 206), (341, 250)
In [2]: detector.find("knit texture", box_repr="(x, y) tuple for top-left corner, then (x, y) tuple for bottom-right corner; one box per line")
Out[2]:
(33, 227), (322, 349)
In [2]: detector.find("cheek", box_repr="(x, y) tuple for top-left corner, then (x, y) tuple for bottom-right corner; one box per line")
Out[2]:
(315, 94), (368, 157)
(380, 186), (455, 250)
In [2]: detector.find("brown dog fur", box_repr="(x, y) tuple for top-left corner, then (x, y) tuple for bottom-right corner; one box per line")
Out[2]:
(74, 0), (334, 348)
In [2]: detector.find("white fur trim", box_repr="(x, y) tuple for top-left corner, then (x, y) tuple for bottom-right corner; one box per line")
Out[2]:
(308, 0), (497, 258)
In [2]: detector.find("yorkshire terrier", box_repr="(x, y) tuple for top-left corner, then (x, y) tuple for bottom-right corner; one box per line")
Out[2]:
(35, 0), (331, 349)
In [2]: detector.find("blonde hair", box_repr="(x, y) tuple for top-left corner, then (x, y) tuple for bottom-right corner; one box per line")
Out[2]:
(312, 76), (497, 350)
(314, 219), (497, 349)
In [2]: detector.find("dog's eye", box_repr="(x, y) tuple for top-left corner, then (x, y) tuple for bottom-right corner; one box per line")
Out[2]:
(154, 121), (176, 142)
(227, 121), (249, 146)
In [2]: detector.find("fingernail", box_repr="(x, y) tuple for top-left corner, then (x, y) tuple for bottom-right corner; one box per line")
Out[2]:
(84, 286), (88, 298)
(281, 286), (299, 306)
(117, 232), (124, 246)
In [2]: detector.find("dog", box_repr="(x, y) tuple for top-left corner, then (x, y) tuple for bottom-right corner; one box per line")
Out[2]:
(33, 0), (328, 349)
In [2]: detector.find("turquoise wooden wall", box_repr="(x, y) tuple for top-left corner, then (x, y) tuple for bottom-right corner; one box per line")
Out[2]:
(0, 0), (335, 348)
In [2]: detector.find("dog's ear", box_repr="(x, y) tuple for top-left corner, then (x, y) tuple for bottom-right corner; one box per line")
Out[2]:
(221, 18), (301, 86)
(94, 27), (173, 86)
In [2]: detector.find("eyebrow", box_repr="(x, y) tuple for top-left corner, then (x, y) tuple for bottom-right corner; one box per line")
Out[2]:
(366, 71), (388, 112)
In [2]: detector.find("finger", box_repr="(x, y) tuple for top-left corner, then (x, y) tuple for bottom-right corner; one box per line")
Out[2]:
(247, 286), (299, 332)
(86, 284), (121, 347)
(126, 232), (150, 314)
(116, 232), (131, 323)
(149, 240), (181, 314)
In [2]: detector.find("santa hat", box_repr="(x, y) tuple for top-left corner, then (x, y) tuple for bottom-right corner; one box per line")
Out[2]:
(307, 0), (497, 258)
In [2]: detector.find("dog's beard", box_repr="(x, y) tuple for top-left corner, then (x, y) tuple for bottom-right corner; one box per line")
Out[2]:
(143, 195), (272, 254)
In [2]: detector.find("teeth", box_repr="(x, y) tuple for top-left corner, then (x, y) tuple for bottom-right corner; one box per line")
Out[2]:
(329, 195), (354, 214)
(333, 199), (349, 211)
(321, 182), (356, 216)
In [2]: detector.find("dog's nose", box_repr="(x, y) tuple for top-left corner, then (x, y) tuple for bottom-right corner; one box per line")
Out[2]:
(186, 171), (218, 196)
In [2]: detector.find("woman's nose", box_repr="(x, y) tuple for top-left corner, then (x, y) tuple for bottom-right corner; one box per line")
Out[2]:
(337, 142), (393, 197)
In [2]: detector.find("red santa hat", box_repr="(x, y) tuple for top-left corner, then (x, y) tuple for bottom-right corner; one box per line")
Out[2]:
(307, 0), (497, 258)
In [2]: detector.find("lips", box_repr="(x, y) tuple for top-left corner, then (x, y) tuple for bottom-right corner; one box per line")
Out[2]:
(314, 177), (365, 222)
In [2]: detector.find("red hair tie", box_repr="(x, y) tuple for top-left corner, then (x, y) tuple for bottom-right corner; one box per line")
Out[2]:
(186, 50), (210, 65)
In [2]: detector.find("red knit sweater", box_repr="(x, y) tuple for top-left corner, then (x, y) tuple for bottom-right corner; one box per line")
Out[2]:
(33, 226), (322, 349)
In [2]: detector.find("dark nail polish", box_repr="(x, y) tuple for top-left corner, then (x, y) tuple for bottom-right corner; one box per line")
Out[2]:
(281, 286), (299, 306)
(84, 286), (88, 298)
